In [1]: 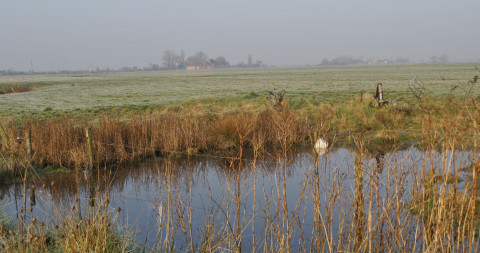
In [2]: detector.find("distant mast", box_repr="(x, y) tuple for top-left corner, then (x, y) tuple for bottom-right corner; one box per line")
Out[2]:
(30, 60), (34, 74)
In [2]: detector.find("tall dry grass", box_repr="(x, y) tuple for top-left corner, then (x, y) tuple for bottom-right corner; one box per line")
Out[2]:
(0, 105), (312, 170)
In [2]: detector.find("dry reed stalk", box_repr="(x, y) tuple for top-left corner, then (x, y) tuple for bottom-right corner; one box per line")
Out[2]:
(353, 140), (364, 251)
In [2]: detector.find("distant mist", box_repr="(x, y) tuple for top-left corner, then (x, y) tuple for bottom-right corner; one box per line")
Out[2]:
(1, 1), (479, 72)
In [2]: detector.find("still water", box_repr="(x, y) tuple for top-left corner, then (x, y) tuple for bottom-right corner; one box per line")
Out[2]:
(0, 146), (475, 251)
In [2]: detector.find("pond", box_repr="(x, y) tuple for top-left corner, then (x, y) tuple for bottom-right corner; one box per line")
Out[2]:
(0, 146), (476, 252)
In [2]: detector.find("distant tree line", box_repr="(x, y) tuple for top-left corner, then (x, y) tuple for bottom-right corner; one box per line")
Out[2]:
(429, 55), (448, 64)
(320, 56), (364, 66)
(0, 70), (30, 75)
(0, 51), (267, 76)
(319, 55), (449, 66)
(0, 53), (457, 76)
(161, 50), (265, 70)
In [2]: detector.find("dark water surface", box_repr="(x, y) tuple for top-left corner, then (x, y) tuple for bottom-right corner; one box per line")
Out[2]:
(0, 146), (475, 251)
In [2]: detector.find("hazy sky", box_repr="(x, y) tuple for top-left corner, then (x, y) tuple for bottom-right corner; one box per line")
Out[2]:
(1, 0), (479, 71)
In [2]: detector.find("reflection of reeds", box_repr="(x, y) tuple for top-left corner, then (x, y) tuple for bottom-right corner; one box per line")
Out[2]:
(0, 166), (134, 252)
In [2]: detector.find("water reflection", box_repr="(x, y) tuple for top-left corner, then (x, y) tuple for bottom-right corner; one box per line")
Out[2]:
(0, 145), (476, 251)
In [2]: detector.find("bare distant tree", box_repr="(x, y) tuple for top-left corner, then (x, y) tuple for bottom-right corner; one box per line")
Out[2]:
(248, 54), (253, 67)
(234, 62), (247, 68)
(430, 55), (449, 63)
(177, 50), (185, 69)
(214, 56), (230, 69)
(395, 57), (410, 64)
(253, 60), (265, 68)
(321, 55), (363, 66)
(187, 51), (208, 67)
(162, 50), (177, 70)
(147, 63), (160, 71)
(320, 59), (330, 65)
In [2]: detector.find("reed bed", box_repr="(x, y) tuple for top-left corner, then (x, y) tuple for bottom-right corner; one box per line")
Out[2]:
(0, 105), (313, 170)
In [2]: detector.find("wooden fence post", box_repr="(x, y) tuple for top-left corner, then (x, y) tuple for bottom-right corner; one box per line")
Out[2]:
(0, 124), (9, 151)
(86, 127), (95, 168)
(374, 82), (388, 106)
(375, 82), (384, 102)
(25, 129), (32, 160)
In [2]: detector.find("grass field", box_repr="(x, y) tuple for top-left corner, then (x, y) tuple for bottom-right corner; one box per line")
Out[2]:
(0, 64), (478, 118)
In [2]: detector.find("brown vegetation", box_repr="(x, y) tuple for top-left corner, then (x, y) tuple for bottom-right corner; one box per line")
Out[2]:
(1, 91), (477, 172)
(0, 105), (316, 170)
(0, 86), (33, 95)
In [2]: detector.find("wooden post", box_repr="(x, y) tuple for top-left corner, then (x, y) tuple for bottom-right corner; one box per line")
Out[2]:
(375, 82), (388, 106)
(0, 124), (9, 151)
(375, 82), (383, 101)
(86, 127), (95, 168)
(25, 129), (32, 160)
